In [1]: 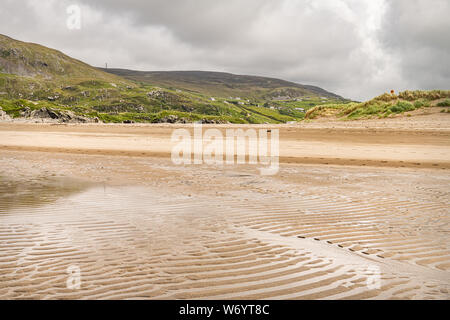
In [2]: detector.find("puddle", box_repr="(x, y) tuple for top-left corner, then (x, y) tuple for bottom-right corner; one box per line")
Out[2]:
(0, 175), (92, 213)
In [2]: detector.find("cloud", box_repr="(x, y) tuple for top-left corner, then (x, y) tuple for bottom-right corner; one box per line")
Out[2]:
(0, 0), (448, 100)
(379, 0), (450, 91)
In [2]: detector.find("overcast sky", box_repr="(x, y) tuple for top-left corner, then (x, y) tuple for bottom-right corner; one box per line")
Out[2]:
(1, 0), (449, 100)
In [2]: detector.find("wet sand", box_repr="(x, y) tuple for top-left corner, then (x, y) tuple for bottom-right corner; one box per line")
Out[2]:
(0, 113), (449, 300)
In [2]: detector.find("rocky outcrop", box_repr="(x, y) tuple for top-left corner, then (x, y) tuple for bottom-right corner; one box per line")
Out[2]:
(146, 89), (166, 98)
(21, 107), (100, 123)
(201, 118), (229, 124)
(0, 107), (12, 121)
(157, 115), (185, 123)
(146, 89), (180, 103)
(47, 95), (59, 101)
(156, 114), (229, 124)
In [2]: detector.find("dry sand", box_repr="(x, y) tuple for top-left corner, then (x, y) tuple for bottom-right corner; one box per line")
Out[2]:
(0, 112), (449, 300)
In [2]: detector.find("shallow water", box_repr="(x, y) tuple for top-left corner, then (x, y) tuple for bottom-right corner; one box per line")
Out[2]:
(0, 176), (92, 214)
(0, 174), (449, 300)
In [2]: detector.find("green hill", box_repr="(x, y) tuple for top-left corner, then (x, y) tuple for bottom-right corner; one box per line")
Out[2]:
(100, 69), (343, 100)
(0, 34), (120, 81)
(0, 34), (346, 124)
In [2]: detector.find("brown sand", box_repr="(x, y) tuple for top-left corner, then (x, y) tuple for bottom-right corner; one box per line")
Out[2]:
(0, 112), (449, 300)
(1, 110), (449, 169)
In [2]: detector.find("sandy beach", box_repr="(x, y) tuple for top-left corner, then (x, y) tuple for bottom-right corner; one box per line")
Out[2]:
(1, 113), (449, 300)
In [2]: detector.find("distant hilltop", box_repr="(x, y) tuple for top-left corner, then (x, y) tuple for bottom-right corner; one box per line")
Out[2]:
(99, 68), (344, 101)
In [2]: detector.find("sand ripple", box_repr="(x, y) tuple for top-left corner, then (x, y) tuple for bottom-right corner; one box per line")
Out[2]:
(1, 181), (449, 300)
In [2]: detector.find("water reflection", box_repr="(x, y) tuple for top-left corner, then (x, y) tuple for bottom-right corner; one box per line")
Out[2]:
(0, 175), (92, 214)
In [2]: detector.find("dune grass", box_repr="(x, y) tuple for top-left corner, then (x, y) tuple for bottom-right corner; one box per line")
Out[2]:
(306, 90), (450, 120)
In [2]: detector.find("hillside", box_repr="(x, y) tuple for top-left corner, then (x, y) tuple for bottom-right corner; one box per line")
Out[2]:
(100, 69), (343, 100)
(0, 34), (349, 124)
(2, 34), (445, 125)
(0, 34), (120, 81)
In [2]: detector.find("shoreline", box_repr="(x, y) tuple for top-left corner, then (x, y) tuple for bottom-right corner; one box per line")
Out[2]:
(1, 114), (449, 170)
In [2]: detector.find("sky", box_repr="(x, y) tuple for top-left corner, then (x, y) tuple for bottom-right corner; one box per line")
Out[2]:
(1, 0), (449, 100)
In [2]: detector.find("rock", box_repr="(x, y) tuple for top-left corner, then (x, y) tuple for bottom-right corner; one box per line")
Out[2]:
(156, 114), (199, 124)
(21, 106), (32, 117)
(0, 107), (12, 121)
(147, 89), (169, 99)
(23, 107), (96, 123)
(30, 107), (60, 119)
(158, 115), (179, 123)
(202, 118), (229, 124)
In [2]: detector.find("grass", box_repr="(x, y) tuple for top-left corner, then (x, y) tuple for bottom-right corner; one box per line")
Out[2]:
(0, 34), (352, 124)
(101, 69), (344, 102)
(437, 99), (450, 107)
(305, 90), (449, 120)
(1, 74), (447, 124)
(0, 72), (313, 124)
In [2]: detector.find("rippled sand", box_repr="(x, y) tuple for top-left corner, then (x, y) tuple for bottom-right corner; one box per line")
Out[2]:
(0, 117), (449, 300)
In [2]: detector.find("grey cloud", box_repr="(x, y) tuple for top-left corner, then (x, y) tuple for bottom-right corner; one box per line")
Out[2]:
(0, 0), (449, 100)
(379, 0), (450, 91)
(79, 0), (268, 46)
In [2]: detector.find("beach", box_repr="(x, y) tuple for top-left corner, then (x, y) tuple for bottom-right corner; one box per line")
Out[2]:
(1, 113), (449, 299)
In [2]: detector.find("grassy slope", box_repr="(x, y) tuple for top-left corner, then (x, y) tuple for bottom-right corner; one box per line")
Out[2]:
(306, 90), (450, 120)
(0, 34), (121, 82)
(0, 34), (350, 124)
(0, 71), (319, 124)
(100, 69), (344, 100)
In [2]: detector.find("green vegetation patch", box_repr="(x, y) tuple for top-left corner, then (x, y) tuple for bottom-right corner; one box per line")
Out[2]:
(305, 90), (450, 120)
(437, 99), (450, 107)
